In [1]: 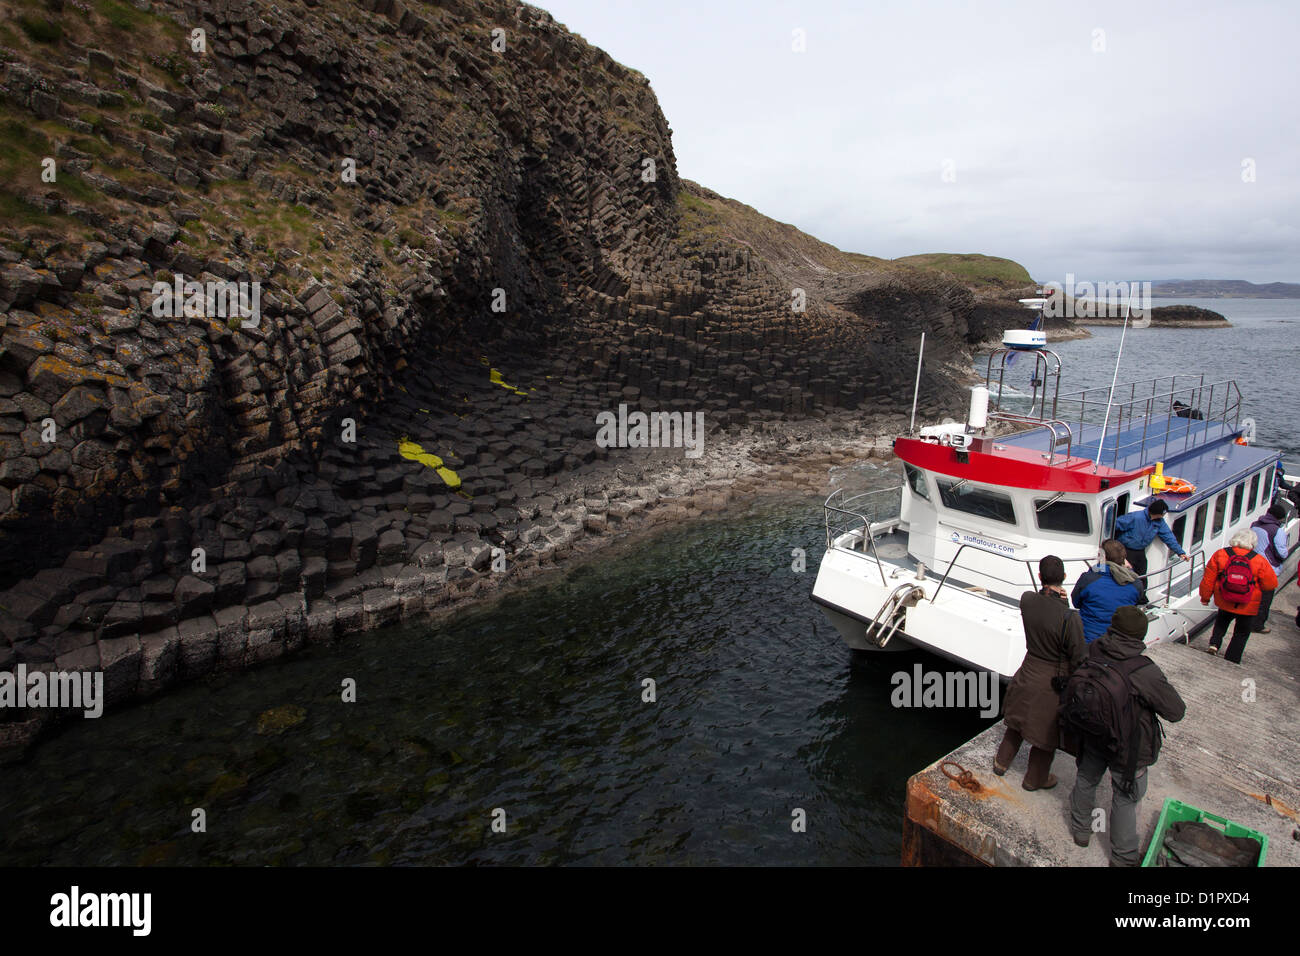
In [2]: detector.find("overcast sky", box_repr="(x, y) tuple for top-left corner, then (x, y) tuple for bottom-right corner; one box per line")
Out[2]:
(537, 0), (1299, 284)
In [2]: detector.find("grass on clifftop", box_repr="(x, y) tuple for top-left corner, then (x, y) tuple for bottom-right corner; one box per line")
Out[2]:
(676, 187), (1031, 296)
(675, 186), (890, 274)
(893, 253), (1033, 289)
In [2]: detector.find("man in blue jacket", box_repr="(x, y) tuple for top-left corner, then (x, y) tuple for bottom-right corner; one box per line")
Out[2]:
(1072, 539), (1147, 643)
(1114, 499), (1188, 577)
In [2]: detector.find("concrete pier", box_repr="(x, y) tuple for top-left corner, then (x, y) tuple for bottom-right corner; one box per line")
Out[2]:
(904, 576), (1300, 866)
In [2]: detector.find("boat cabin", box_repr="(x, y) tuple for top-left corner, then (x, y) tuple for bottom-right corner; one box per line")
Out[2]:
(890, 368), (1286, 605)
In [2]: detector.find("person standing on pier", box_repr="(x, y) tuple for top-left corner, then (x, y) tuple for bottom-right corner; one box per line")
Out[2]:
(1249, 502), (1289, 635)
(1072, 539), (1147, 643)
(1199, 530), (1278, 663)
(1066, 606), (1186, 866)
(994, 556), (1086, 791)
(1114, 499), (1188, 578)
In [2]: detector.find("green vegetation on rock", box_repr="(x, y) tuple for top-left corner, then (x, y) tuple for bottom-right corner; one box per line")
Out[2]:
(893, 253), (1033, 290)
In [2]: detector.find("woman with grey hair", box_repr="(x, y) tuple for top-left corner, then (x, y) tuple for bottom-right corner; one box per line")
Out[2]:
(1198, 529), (1279, 663)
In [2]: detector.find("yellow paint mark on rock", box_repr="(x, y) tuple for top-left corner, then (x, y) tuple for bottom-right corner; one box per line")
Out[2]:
(399, 439), (462, 490)
(489, 367), (528, 397)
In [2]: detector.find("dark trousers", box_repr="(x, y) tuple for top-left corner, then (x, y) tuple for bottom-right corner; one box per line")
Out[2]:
(1070, 746), (1149, 866)
(1210, 608), (1253, 663)
(995, 727), (1055, 788)
(1125, 546), (1147, 578)
(1253, 588), (1275, 631)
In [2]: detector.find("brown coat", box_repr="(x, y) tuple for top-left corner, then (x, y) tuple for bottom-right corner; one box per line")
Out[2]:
(1003, 588), (1086, 751)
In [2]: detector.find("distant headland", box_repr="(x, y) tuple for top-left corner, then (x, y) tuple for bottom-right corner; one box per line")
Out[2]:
(1148, 279), (1300, 298)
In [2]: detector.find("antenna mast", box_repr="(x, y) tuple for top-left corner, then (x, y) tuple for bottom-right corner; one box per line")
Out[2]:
(1093, 291), (1133, 472)
(909, 332), (926, 434)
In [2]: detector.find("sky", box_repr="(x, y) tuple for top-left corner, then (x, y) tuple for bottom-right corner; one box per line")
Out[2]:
(536, 0), (1299, 284)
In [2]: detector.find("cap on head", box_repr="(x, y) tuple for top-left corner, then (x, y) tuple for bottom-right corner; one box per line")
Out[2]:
(1148, 500), (1168, 516)
(1109, 605), (1149, 641)
(1269, 501), (1287, 521)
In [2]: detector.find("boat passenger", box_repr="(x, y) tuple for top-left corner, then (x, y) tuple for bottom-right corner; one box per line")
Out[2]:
(1114, 499), (1188, 577)
(1071, 538), (1147, 643)
(1249, 502), (1289, 635)
(1198, 530), (1279, 664)
(1067, 606), (1186, 866)
(993, 556), (1086, 791)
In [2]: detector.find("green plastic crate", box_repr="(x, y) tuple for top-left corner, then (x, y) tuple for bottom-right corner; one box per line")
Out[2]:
(1142, 797), (1268, 867)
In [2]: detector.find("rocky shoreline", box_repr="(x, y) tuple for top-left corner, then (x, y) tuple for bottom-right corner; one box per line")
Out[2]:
(1070, 304), (1231, 328)
(0, 409), (902, 763)
(1075, 318), (1231, 328)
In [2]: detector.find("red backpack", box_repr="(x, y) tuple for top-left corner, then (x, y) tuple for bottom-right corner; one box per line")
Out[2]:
(1217, 548), (1260, 607)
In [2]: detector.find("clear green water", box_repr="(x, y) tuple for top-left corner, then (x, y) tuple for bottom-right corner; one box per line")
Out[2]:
(0, 489), (993, 866)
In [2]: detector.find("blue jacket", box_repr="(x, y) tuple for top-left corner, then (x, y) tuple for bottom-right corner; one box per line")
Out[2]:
(1115, 510), (1186, 556)
(1072, 564), (1146, 643)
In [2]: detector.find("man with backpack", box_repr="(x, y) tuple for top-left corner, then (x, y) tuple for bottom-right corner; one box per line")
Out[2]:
(1063, 606), (1186, 866)
(1199, 529), (1279, 663)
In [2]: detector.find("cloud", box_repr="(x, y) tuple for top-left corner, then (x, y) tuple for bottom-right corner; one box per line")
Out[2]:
(543, 0), (1300, 282)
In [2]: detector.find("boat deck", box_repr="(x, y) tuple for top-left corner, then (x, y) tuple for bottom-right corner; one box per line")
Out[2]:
(903, 574), (1300, 866)
(999, 410), (1266, 479)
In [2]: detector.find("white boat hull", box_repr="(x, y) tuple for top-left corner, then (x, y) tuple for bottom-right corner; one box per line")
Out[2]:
(812, 529), (1298, 678)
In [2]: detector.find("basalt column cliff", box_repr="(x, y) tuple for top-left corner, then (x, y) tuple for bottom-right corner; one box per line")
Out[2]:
(0, 0), (996, 728)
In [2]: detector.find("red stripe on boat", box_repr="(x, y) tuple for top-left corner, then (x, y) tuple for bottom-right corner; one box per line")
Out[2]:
(894, 436), (1149, 493)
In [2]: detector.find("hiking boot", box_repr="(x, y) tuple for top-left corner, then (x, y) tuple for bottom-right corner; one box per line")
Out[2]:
(1252, 625), (1271, 634)
(1207, 644), (1219, 656)
(1072, 830), (1091, 848)
(1022, 774), (1058, 792)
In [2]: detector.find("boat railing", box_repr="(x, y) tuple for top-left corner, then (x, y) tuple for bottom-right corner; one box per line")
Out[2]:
(995, 371), (1243, 468)
(929, 542), (1205, 610)
(824, 486), (904, 586)
(984, 413), (1074, 466)
(930, 545), (1095, 604)
(1133, 549), (1208, 607)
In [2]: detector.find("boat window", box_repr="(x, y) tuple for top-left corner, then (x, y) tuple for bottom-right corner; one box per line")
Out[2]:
(1248, 472), (1261, 512)
(1212, 492), (1227, 536)
(1117, 492), (1131, 518)
(1191, 502), (1208, 549)
(1171, 514), (1187, 546)
(1102, 500), (1117, 538)
(1230, 482), (1245, 523)
(936, 478), (1016, 525)
(1035, 499), (1091, 535)
(904, 463), (930, 501)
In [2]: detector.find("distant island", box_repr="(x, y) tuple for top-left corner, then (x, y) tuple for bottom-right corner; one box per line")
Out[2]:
(1149, 279), (1300, 298)
(1077, 304), (1231, 328)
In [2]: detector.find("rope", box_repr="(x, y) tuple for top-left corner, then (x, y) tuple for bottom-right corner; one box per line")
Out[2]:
(940, 761), (983, 792)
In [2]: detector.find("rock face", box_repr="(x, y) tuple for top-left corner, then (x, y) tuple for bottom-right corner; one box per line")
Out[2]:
(0, 0), (998, 718)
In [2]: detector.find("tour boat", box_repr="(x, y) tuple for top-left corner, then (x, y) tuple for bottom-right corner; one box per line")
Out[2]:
(811, 326), (1299, 678)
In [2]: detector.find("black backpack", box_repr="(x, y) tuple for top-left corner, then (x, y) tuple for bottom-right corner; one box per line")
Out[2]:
(1059, 652), (1153, 794)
